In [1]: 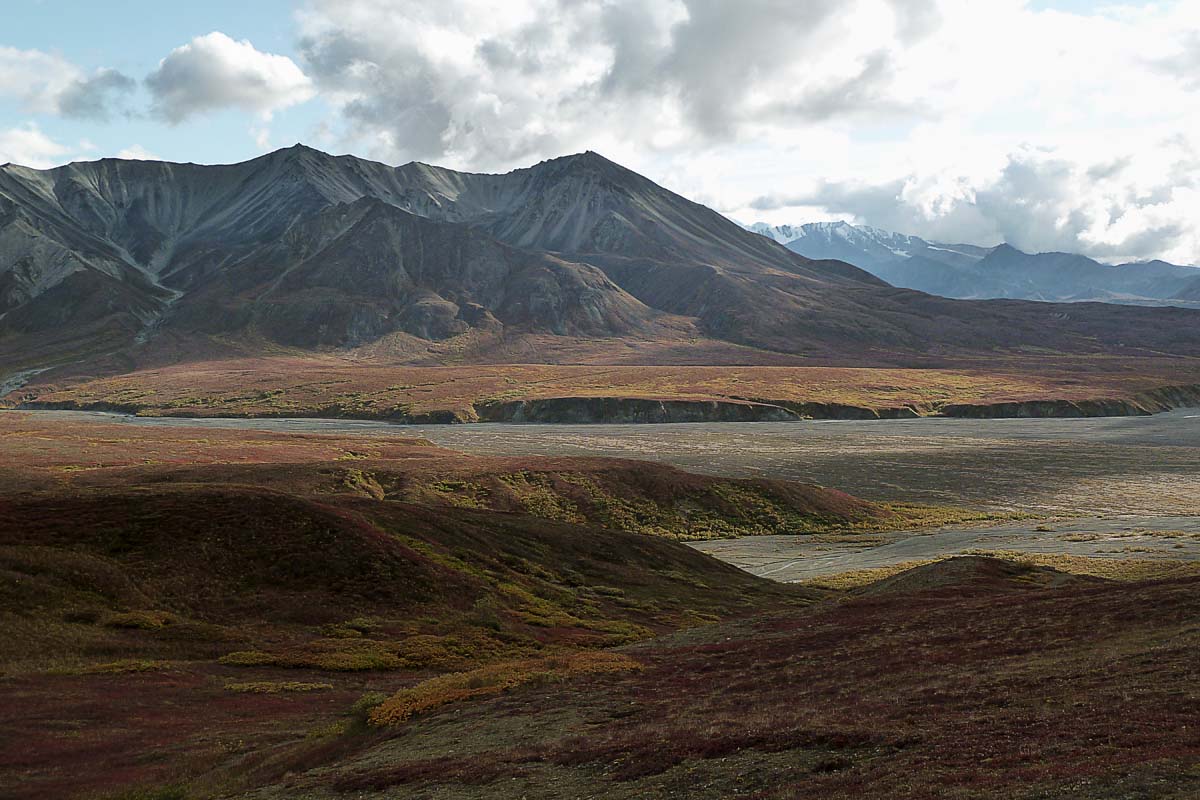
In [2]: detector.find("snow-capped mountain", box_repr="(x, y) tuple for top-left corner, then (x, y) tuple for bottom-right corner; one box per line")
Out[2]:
(742, 220), (1200, 306)
(744, 222), (808, 245)
(743, 221), (990, 273)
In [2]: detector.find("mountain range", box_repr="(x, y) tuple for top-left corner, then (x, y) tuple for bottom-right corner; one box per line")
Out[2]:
(747, 221), (1200, 306)
(5, 145), (1200, 379)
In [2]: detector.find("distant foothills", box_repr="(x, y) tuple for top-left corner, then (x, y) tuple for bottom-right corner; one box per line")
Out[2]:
(744, 221), (1200, 307)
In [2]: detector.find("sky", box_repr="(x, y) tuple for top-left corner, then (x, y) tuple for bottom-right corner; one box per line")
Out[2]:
(3, 0), (1200, 264)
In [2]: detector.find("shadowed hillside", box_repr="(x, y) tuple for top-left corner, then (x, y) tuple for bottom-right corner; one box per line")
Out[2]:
(252, 560), (1200, 800)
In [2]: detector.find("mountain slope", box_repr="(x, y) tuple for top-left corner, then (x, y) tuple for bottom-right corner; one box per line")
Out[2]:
(394, 154), (880, 279)
(1174, 275), (1200, 301)
(6, 147), (1200, 377)
(165, 197), (660, 348)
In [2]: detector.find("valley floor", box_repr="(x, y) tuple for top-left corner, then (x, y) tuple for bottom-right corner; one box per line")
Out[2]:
(2, 410), (1198, 798)
(29, 405), (1200, 516)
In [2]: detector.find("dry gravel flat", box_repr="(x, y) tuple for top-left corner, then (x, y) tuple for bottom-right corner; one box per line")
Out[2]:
(19, 408), (1200, 516)
(400, 411), (1200, 516)
(690, 516), (1200, 582)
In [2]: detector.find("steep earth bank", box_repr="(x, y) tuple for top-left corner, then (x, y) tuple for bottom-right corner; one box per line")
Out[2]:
(15, 382), (1200, 423)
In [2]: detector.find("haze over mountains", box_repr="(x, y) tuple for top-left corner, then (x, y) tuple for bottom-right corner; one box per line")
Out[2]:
(5, 145), (1200, 378)
(748, 221), (1200, 307)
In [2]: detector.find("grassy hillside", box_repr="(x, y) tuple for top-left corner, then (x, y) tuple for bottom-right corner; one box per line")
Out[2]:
(9, 356), (1200, 421)
(244, 559), (1200, 800)
(0, 412), (980, 537)
(0, 482), (816, 798)
(6, 414), (1192, 798)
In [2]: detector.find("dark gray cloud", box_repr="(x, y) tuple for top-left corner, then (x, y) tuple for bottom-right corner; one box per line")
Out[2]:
(1152, 31), (1200, 90)
(1086, 156), (1131, 182)
(655, 0), (848, 137)
(296, 0), (934, 167)
(56, 69), (136, 121)
(299, 26), (458, 161)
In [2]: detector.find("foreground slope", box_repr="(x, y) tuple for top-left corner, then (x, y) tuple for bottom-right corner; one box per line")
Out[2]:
(256, 561), (1200, 800)
(2, 414), (1195, 798)
(0, 486), (812, 799)
(0, 412), (830, 798)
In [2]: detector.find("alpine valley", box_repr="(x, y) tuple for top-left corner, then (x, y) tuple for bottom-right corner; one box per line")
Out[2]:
(5, 146), (1200, 422)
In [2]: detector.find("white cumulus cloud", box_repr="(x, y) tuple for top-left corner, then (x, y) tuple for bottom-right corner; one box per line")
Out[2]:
(146, 32), (315, 124)
(0, 124), (74, 169)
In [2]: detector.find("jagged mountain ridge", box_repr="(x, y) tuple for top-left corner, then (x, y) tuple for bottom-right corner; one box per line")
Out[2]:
(747, 220), (1200, 305)
(169, 196), (658, 347)
(0, 147), (692, 359)
(6, 146), (1200, 374)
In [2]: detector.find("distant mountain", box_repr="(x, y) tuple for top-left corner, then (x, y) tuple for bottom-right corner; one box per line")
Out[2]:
(1175, 279), (1200, 302)
(746, 221), (1200, 306)
(747, 221), (991, 273)
(6, 146), (1200, 379)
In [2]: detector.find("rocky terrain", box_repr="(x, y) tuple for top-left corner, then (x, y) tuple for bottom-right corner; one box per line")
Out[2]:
(8, 147), (1200, 385)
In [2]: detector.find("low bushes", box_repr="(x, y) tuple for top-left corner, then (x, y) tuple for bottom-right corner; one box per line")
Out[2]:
(369, 651), (643, 726)
(224, 681), (334, 694)
(219, 639), (402, 671)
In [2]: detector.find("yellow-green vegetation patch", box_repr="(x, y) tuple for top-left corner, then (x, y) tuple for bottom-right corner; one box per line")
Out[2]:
(300, 642), (400, 670)
(877, 504), (1028, 531)
(52, 659), (175, 675)
(219, 639), (403, 671)
(216, 631), (527, 674)
(501, 584), (584, 628)
(558, 474), (676, 534)
(396, 630), (515, 670)
(319, 616), (381, 639)
(426, 479), (490, 509)
(803, 560), (940, 591)
(218, 650), (279, 667)
(560, 474), (850, 540)
(576, 618), (654, 646)
(369, 651), (643, 726)
(498, 472), (586, 523)
(224, 681), (334, 693)
(341, 468), (384, 500)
